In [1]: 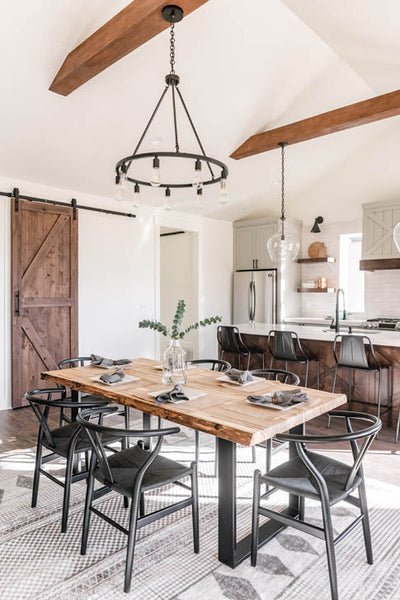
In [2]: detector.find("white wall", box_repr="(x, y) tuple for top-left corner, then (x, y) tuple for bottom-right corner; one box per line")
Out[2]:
(0, 176), (232, 410)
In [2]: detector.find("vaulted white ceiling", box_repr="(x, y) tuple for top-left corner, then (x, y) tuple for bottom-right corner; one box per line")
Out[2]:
(0, 0), (399, 224)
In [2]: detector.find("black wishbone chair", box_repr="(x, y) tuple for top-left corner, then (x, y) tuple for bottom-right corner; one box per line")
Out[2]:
(251, 411), (381, 600)
(26, 389), (122, 533)
(58, 357), (131, 430)
(76, 407), (199, 594)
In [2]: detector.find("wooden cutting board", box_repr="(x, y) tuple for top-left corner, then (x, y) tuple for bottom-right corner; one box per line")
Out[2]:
(308, 241), (327, 258)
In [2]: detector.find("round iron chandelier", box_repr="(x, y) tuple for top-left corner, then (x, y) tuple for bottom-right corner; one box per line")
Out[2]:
(114, 5), (229, 209)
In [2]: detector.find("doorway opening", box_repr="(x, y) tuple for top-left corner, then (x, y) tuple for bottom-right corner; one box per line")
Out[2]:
(159, 227), (199, 361)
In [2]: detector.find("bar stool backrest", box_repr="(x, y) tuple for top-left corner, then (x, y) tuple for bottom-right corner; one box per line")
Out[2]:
(334, 335), (380, 370)
(217, 326), (247, 354)
(268, 330), (298, 361)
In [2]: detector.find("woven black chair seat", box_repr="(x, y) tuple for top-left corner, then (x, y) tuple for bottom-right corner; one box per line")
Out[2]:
(94, 444), (192, 496)
(42, 422), (121, 458)
(262, 451), (362, 505)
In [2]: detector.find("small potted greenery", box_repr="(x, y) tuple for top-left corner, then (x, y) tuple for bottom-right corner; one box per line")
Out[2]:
(139, 299), (222, 384)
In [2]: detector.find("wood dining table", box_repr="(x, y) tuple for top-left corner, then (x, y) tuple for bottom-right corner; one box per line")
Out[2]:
(42, 357), (346, 568)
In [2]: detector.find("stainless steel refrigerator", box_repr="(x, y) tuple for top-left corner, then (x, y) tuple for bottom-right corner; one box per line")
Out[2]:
(233, 269), (277, 324)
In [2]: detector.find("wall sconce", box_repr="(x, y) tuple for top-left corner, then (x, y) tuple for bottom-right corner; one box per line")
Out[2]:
(311, 216), (323, 233)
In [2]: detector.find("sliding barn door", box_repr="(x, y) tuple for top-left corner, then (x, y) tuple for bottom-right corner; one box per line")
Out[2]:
(11, 200), (78, 407)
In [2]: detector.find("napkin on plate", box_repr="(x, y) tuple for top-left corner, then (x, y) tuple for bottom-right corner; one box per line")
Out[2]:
(226, 369), (254, 384)
(99, 369), (125, 384)
(155, 385), (189, 405)
(90, 354), (131, 368)
(247, 388), (308, 407)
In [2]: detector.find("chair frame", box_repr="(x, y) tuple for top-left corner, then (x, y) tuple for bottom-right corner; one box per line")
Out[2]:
(76, 407), (199, 594)
(329, 335), (392, 428)
(26, 388), (111, 533)
(267, 330), (320, 388)
(251, 410), (381, 600)
(217, 326), (255, 370)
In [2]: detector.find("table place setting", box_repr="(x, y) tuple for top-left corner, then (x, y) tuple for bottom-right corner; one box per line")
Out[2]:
(216, 368), (264, 387)
(148, 384), (207, 404)
(90, 368), (140, 386)
(246, 387), (310, 411)
(89, 354), (133, 369)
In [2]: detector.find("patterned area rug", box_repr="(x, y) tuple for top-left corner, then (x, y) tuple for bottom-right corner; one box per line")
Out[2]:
(1, 412), (400, 600)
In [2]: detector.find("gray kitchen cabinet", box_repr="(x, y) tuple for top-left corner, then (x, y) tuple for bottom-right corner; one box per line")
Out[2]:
(362, 200), (400, 259)
(235, 226), (257, 270)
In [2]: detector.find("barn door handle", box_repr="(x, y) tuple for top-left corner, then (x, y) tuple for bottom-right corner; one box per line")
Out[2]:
(15, 290), (21, 316)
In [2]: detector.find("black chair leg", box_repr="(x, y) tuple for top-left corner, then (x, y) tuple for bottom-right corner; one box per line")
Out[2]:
(376, 370), (382, 439)
(328, 367), (338, 428)
(61, 454), (74, 533)
(31, 441), (42, 508)
(251, 446), (256, 463)
(246, 353), (251, 370)
(316, 360), (320, 390)
(305, 360), (310, 387)
(251, 469), (261, 566)
(191, 462), (200, 553)
(321, 496), (338, 600)
(358, 478), (373, 564)
(124, 493), (140, 594)
(139, 493), (145, 516)
(348, 368), (352, 411)
(195, 430), (200, 464)
(299, 496), (305, 521)
(81, 471), (95, 555)
(269, 357), (274, 369)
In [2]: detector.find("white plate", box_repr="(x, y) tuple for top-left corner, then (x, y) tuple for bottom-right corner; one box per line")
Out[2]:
(215, 375), (264, 387)
(148, 387), (207, 401)
(246, 398), (306, 411)
(90, 361), (133, 369)
(90, 375), (140, 386)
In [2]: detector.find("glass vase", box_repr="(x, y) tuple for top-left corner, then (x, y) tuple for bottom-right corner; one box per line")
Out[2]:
(162, 338), (188, 385)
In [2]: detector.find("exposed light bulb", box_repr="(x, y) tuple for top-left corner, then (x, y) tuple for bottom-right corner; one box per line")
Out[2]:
(164, 187), (172, 210)
(133, 183), (140, 208)
(192, 158), (203, 189)
(219, 169), (228, 203)
(114, 169), (127, 201)
(196, 187), (203, 208)
(151, 156), (161, 187)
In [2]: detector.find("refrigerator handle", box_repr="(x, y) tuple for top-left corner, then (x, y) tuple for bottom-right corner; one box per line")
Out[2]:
(249, 280), (256, 322)
(248, 281), (252, 322)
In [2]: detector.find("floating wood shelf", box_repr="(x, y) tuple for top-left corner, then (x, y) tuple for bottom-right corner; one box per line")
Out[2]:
(297, 287), (336, 293)
(297, 257), (336, 264)
(360, 258), (400, 271)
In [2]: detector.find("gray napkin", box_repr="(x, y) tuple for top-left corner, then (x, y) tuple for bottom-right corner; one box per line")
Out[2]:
(99, 369), (125, 384)
(226, 369), (254, 384)
(91, 354), (131, 368)
(247, 388), (308, 407)
(155, 385), (189, 405)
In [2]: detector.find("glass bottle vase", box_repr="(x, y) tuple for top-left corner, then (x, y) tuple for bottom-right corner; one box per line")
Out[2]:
(162, 338), (188, 385)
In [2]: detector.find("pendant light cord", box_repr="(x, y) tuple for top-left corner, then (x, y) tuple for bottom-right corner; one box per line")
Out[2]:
(279, 142), (287, 240)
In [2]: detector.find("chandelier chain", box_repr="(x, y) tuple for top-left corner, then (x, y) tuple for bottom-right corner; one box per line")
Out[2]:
(169, 24), (175, 73)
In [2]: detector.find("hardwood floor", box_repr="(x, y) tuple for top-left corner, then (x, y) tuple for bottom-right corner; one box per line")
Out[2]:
(1, 405), (399, 485)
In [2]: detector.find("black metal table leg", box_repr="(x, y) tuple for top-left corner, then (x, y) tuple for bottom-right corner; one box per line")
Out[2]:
(217, 424), (304, 568)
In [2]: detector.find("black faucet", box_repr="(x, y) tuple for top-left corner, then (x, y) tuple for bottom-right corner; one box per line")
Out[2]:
(330, 288), (346, 333)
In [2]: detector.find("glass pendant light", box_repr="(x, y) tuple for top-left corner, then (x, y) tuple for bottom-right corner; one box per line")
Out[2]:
(267, 142), (299, 262)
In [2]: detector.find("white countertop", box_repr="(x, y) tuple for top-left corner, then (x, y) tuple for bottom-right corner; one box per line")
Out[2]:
(233, 322), (400, 348)
(284, 317), (365, 327)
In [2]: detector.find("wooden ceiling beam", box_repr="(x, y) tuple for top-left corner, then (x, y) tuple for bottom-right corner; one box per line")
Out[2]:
(231, 89), (400, 160)
(50, 0), (209, 96)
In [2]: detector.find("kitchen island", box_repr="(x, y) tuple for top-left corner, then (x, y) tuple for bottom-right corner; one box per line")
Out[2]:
(220, 323), (400, 426)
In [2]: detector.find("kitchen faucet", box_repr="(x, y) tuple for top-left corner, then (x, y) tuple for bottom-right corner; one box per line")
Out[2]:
(331, 288), (347, 333)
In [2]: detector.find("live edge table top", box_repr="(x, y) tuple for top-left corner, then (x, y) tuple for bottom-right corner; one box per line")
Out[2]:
(42, 358), (346, 447)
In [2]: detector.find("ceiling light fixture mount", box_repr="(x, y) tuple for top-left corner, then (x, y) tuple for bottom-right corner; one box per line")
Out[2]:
(114, 4), (228, 207)
(266, 142), (300, 263)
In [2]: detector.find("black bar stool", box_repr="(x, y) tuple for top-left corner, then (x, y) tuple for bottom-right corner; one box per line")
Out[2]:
(217, 325), (264, 370)
(328, 335), (392, 428)
(267, 330), (320, 388)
